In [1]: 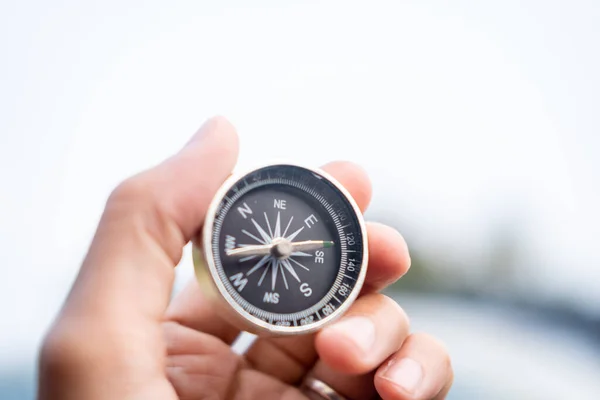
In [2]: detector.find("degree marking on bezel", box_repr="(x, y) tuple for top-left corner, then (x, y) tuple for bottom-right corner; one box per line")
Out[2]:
(201, 163), (369, 335)
(212, 177), (358, 322)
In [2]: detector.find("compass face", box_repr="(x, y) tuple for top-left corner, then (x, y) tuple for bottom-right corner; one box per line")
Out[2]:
(202, 164), (367, 333)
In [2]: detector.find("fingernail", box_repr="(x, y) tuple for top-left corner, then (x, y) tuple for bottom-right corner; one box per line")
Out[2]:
(382, 357), (423, 394)
(327, 316), (375, 354)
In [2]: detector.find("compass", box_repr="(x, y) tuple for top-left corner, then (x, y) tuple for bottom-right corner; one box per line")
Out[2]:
(193, 163), (368, 335)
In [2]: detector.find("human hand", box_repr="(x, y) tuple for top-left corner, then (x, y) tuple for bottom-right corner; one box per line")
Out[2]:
(38, 117), (453, 400)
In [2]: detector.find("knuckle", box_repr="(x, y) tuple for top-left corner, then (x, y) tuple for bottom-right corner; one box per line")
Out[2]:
(357, 294), (411, 334)
(411, 331), (444, 348)
(108, 175), (152, 207)
(105, 174), (171, 227)
(380, 294), (411, 327)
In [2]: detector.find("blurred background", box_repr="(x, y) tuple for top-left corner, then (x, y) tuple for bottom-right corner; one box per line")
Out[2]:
(1, 0), (600, 398)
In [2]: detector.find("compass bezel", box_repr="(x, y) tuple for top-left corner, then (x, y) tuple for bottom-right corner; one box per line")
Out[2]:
(194, 161), (369, 336)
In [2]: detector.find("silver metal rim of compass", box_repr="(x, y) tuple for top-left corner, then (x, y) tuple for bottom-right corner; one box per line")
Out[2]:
(193, 160), (369, 336)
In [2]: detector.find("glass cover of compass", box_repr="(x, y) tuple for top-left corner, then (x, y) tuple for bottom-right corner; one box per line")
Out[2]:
(196, 163), (368, 335)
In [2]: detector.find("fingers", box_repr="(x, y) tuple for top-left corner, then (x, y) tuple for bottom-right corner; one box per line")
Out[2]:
(306, 294), (409, 399)
(375, 333), (454, 400)
(163, 322), (243, 400)
(39, 118), (239, 399)
(309, 306), (452, 400)
(316, 294), (410, 375)
(165, 279), (242, 344)
(164, 323), (308, 400)
(166, 219), (412, 386)
(319, 161), (372, 211)
(361, 222), (410, 293)
(166, 161), (412, 388)
(66, 117), (239, 321)
(239, 225), (411, 385)
(234, 370), (307, 400)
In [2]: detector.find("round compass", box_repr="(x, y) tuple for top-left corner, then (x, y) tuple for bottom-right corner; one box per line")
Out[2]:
(194, 163), (368, 335)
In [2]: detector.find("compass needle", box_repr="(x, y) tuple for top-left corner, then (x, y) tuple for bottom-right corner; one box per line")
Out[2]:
(291, 251), (311, 257)
(288, 240), (334, 253)
(198, 163), (366, 334)
(226, 240), (332, 258)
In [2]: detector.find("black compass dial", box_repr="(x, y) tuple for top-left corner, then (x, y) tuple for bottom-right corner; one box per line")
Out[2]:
(210, 164), (365, 328)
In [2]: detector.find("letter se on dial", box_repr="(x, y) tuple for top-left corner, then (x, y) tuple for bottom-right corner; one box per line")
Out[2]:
(194, 163), (368, 335)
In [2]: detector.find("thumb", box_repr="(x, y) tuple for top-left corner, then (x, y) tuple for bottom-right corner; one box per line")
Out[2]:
(63, 116), (238, 322)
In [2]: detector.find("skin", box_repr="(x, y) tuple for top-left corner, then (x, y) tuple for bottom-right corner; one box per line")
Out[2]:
(38, 117), (454, 400)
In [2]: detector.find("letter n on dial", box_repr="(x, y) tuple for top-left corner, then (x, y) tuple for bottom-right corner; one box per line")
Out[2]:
(203, 164), (366, 332)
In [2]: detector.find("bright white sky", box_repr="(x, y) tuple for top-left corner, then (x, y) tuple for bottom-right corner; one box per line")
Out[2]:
(1, 0), (599, 370)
